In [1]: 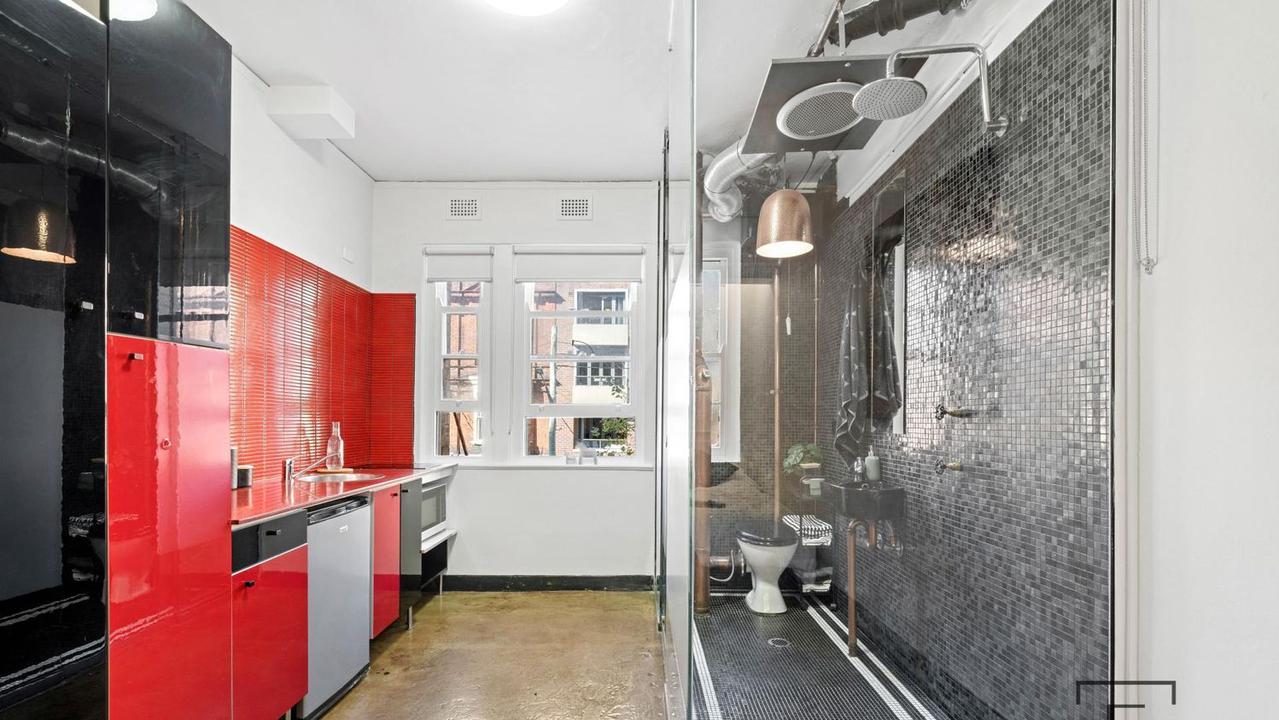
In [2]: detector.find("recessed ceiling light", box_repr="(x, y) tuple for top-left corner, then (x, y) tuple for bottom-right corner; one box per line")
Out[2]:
(483, 0), (569, 17)
(110, 0), (158, 22)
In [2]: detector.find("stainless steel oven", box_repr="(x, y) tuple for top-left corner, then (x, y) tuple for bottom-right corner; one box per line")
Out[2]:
(420, 481), (446, 541)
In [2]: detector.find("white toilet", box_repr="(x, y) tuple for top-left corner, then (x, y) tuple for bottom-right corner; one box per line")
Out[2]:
(736, 523), (799, 614)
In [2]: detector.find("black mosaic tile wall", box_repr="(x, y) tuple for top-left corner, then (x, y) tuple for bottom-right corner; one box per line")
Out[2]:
(814, 1), (1113, 718)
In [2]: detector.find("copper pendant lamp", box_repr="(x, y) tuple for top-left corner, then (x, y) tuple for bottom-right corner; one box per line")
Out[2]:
(756, 189), (813, 259)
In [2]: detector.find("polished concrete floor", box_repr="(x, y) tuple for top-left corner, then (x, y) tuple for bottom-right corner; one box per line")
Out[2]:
(327, 591), (667, 720)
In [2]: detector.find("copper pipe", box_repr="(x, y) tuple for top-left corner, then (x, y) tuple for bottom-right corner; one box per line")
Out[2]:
(813, 262), (820, 443)
(772, 267), (783, 528)
(694, 349), (713, 614)
(846, 519), (873, 656)
(708, 556), (733, 573)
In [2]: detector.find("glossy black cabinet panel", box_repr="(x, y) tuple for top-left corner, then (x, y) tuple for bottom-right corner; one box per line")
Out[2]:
(0, 1), (107, 717)
(107, 0), (230, 347)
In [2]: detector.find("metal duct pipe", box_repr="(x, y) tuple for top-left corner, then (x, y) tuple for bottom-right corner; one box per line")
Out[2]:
(703, 137), (775, 223)
(0, 117), (168, 206)
(819, 0), (966, 52)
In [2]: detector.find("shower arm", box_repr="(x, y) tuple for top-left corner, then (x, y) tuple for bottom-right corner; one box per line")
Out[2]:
(886, 44), (1010, 136)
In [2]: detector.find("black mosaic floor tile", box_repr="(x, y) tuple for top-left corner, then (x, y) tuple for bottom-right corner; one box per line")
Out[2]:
(693, 595), (949, 720)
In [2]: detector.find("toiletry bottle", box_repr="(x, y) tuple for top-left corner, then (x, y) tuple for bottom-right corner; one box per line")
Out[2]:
(865, 447), (881, 483)
(852, 457), (867, 484)
(327, 422), (344, 469)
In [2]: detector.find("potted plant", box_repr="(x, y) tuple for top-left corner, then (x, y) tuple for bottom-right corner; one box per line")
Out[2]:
(783, 443), (823, 477)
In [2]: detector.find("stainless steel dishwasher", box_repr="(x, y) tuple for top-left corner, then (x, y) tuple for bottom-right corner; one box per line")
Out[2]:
(298, 497), (371, 719)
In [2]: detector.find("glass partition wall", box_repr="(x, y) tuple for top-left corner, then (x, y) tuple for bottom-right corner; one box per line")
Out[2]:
(669, 0), (1116, 718)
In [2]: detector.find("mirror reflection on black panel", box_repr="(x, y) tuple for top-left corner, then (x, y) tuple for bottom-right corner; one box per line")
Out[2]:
(0, 1), (107, 717)
(107, 0), (231, 346)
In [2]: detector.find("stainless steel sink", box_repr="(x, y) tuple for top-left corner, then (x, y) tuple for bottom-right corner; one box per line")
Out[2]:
(298, 473), (385, 483)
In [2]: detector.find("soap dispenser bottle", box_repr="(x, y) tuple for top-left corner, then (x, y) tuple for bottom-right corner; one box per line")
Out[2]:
(326, 422), (344, 469)
(865, 447), (881, 483)
(852, 457), (867, 485)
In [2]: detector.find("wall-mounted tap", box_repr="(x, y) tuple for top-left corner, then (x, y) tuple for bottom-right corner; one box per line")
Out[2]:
(935, 402), (975, 420)
(935, 459), (963, 475)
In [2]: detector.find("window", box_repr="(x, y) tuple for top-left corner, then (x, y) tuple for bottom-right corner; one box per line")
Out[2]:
(421, 244), (648, 465)
(433, 281), (485, 456)
(576, 290), (626, 324)
(524, 281), (637, 457)
(702, 242), (741, 462)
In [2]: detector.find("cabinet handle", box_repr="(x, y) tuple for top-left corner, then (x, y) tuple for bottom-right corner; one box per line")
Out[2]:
(264, 529), (280, 536)
(128, 352), (144, 361)
(243, 580), (256, 588)
(391, 492), (398, 497)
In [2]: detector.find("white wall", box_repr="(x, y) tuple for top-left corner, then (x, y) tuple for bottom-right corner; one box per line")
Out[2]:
(371, 181), (659, 293)
(373, 182), (660, 577)
(1138, 2), (1279, 716)
(446, 467), (655, 576)
(229, 58), (374, 288)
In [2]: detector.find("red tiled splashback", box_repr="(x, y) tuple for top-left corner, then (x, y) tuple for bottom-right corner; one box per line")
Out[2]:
(369, 294), (416, 467)
(229, 226), (414, 480)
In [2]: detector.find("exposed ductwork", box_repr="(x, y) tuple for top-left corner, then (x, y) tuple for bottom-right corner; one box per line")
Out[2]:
(824, 0), (967, 50)
(703, 0), (966, 222)
(702, 137), (775, 222)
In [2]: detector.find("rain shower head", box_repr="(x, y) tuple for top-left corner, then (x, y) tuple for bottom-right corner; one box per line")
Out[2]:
(776, 81), (864, 141)
(855, 43), (1011, 135)
(742, 54), (926, 154)
(852, 76), (928, 120)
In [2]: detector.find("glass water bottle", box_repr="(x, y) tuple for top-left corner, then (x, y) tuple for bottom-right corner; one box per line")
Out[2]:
(326, 422), (344, 470)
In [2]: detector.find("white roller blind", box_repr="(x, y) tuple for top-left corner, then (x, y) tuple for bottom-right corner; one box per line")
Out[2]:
(513, 244), (645, 282)
(424, 245), (493, 281)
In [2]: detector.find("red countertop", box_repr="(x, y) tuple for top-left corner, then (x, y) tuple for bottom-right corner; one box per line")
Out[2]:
(231, 464), (456, 526)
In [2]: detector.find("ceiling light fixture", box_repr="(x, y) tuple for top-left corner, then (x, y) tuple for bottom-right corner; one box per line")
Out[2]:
(110, 0), (158, 22)
(483, 0), (569, 17)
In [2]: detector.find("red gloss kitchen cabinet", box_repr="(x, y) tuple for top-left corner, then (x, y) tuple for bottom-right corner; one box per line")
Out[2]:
(371, 486), (401, 638)
(107, 335), (232, 719)
(232, 541), (307, 720)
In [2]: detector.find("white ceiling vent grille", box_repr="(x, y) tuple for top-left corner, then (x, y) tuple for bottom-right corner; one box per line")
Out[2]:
(446, 198), (481, 221)
(558, 197), (592, 221)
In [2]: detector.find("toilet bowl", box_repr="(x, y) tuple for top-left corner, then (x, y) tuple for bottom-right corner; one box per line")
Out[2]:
(736, 523), (799, 614)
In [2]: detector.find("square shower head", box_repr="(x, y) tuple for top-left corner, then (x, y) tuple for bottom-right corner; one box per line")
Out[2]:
(742, 54), (926, 154)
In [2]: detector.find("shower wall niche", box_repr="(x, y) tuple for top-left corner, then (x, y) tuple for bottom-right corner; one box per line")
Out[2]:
(816, 0), (1113, 718)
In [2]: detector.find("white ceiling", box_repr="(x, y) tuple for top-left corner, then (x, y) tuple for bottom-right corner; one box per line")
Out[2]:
(184, 0), (977, 184)
(693, 0), (836, 156)
(185, 0), (674, 182)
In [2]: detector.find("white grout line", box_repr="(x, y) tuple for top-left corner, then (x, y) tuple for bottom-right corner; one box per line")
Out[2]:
(805, 606), (914, 720)
(811, 600), (940, 720)
(691, 623), (724, 720)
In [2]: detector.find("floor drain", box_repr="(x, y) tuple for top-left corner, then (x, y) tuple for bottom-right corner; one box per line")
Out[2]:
(768, 637), (791, 648)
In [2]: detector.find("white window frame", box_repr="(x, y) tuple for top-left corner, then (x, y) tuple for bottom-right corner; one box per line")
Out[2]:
(703, 241), (741, 463)
(418, 245), (653, 467)
(423, 279), (491, 459)
(518, 281), (644, 461)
